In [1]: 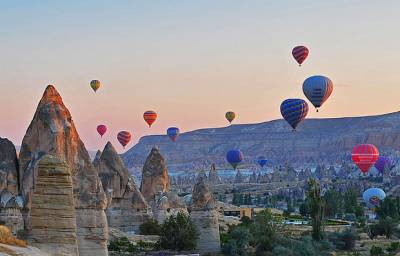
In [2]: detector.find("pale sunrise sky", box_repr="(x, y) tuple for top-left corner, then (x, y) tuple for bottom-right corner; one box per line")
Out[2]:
(1, 1), (400, 152)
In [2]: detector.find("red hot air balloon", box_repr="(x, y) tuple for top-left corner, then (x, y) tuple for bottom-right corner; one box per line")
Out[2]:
(351, 144), (379, 174)
(143, 111), (157, 127)
(117, 131), (132, 148)
(97, 125), (107, 137)
(292, 46), (309, 66)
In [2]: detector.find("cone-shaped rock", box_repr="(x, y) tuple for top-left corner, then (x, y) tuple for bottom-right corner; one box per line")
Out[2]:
(140, 148), (170, 202)
(92, 150), (102, 166)
(208, 163), (220, 185)
(0, 138), (19, 194)
(19, 85), (108, 256)
(94, 142), (151, 232)
(191, 175), (220, 254)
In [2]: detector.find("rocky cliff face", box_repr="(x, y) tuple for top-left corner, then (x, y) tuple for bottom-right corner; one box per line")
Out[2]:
(94, 142), (151, 232)
(29, 154), (79, 256)
(191, 176), (220, 254)
(18, 85), (108, 256)
(140, 148), (170, 202)
(0, 138), (19, 194)
(208, 164), (221, 185)
(123, 112), (400, 169)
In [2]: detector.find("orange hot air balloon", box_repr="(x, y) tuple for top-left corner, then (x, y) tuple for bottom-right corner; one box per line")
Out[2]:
(225, 111), (236, 124)
(143, 111), (157, 127)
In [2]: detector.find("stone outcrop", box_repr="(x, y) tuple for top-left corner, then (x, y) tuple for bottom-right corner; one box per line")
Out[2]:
(140, 148), (170, 202)
(0, 138), (19, 194)
(94, 142), (151, 232)
(151, 191), (188, 224)
(0, 189), (23, 235)
(191, 176), (220, 254)
(234, 170), (244, 183)
(208, 164), (221, 185)
(29, 155), (78, 256)
(18, 85), (108, 256)
(249, 171), (257, 183)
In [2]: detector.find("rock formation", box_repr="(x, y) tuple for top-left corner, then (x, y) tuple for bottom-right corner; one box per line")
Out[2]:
(0, 138), (19, 194)
(0, 189), (23, 235)
(140, 148), (170, 202)
(18, 85), (108, 256)
(191, 175), (220, 254)
(29, 155), (79, 256)
(208, 164), (221, 185)
(151, 191), (188, 224)
(234, 170), (244, 183)
(93, 150), (102, 166)
(94, 142), (151, 232)
(249, 171), (257, 183)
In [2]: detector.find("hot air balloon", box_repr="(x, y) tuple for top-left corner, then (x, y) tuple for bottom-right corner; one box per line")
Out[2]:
(90, 80), (101, 92)
(257, 156), (268, 168)
(363, 188), (386, 208)
(351, 144), (379, 174)
(96, 125), (107, 137)
(280, 99), (309, 131)
(225, 111), (236, 124)
(117, 131), (131, 148)
(226, 149), (244, 170)
(143, 111), (157, 127)
(292, 46), (309, 66)
(303, 75), (333, 112)
(374, 156), (391, 174)
(167, 127), (180, 142)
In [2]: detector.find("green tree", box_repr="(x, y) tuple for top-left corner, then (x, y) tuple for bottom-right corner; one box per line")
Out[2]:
(323, 190), (343, 217)
(159, 212), (199, 251)
(223, 227), (250, 256)
(307, 178), (324, 241)
(376, 196), (400, 220)
(139, 219), (161, 235)
(344, 189), (358, 214)
(251, 209), (277, 254)
(299, 199), (310, 216)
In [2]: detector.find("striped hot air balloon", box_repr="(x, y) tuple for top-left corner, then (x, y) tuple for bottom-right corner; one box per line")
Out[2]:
(90, 80), (101, 92)
(226, 149), (244, 170)
(167, 127), (180, 142)
(117, 131), (132, 148)
(225, 111), (236, 124)
(363, 188), (386, 208)
(280, 99), (309, 131)
(351, 144), (379, 174)
(143, 111), (157, 127)
(96, 125), (107, 137)
(303, 75), (333, 112)
(292, 46), (309, 66)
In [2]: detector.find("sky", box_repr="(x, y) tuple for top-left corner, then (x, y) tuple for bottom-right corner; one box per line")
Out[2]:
(1, 1), (400, 152)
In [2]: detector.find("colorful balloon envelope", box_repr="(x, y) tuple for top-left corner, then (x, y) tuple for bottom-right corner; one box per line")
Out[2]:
(90, 80), (101, 92)
(225, 111), (236, 124)
(143, 111), (157, 127)
(292, 46), (309, 66)
(280, 99), (309, 131)
(351, 144), (379, 174)
(167, 127), (180, 142)
(96, 125), (107, 137)
(303, 75), (333, 111)
(117, 131), (132, 148)
(363, 188), (386, 208)
(257, 156), (268, 168)
(374, 156), (391, 174)
(226, 149), (244, 170)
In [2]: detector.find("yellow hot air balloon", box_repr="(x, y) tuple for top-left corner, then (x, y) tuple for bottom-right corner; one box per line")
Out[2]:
(90, 80), (101, 92)
(225, 111), (236, 124)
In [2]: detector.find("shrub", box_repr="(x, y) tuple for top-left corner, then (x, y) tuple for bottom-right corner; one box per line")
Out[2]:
(223, 227), (250, 256)
(327, 229), (358, 250)
(159, 212), (199, 251)
(370, 245), (385, 256)
(108, 237), (138, 253)
(139, 219), (161, 235)
(0, 225), (27, 247)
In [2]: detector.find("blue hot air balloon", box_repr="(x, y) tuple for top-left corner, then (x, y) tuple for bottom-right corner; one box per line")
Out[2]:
(226, 149), (244, 170)
(257, 156), (268, 168)
(280, 99), (309, 131)
(374, 156), (391, 174)
(167, 127), (180, 142)
(363, 188), (386, 208)
(302, 75), (333, 112)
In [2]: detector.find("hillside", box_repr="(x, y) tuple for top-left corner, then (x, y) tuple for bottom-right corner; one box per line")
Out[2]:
(122, 112), (400, 170)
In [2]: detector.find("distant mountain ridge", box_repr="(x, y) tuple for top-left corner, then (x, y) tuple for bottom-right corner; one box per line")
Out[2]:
(122, 112), (400, 170)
